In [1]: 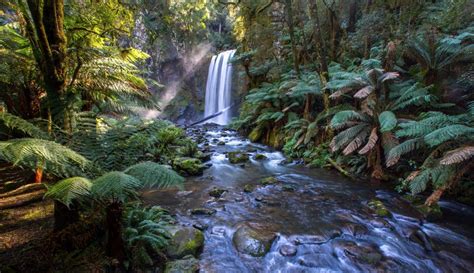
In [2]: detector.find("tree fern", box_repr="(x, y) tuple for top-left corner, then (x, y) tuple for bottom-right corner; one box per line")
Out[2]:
(124, 162), (184, 190)
(91, 171), (142, 203)
(0, 138), (91, 178)
(0, 112), (48, 139)
(440, 146), (474, 165)
(379, 111), (397, 132)
(44, 177), (92, 208)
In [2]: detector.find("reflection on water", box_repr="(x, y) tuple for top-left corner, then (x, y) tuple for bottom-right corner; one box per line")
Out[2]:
(143, 125), (474, 272)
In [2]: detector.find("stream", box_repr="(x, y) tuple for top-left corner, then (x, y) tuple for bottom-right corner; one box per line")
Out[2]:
(144, 125), (474, 273)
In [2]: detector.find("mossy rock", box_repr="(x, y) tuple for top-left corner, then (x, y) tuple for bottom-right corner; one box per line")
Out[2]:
(232, 224), (276, 257)
(167, 227), (204, 259)
(227, 152), (249, 164)
(416, 204), (442, 221)
(209, 187), (227, 198)
(368, 199), (392, 217)
(217, 141), (226, 145)
(260, 176), (279, 186)
(172, 157), (205, 176)
(282, 185), (295, 192)
(164, 255), (199, 273)
(243, 184), (254, 193)
(248, 126), (263, 142)
(254, 154), (267, 160)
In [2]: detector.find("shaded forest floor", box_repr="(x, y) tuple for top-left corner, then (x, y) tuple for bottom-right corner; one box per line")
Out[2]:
(0, 200), (54, 272)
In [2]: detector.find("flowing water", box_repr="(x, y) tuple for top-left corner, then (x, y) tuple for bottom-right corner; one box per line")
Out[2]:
(144, 125), (474, 272)
(204, 50), (236, 125)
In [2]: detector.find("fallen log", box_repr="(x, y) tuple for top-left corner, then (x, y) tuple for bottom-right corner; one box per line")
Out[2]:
(0, 183), (46, 198)
(0, 189), (46, 210)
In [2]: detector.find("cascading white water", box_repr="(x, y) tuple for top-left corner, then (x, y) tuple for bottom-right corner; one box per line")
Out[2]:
(204, 49), (236, 125)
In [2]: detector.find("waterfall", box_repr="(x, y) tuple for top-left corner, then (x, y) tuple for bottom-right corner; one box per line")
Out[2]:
(204, 49), (236, 125)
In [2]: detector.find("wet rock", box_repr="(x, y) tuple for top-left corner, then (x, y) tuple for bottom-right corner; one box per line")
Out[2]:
(282, 185), (295, 192)
(235, 196), (244, 202)
(260, 176), (279, 186)
(167, 227), (204, 259)
(190, 208), (217, 216)
(279, 244), (297, 256)
(254, 154), (267, 160)
(339, 241), (383, 265)
(409, 229), (435, 251)
(370, 218), (391, 228)
(255, 196), (264, 202)
(192, 223), (208, 231)
(217, 141), (226, 145)
(294, 235), (328, 245)
(243, 184), (254, 193)
(204, 163), (213, 168)
(195, 151), (212, 162)
(164, 255), (199, 273)
(227, 151), (250, 164)
(416, 204), (443, 221)
(342, 222), (369, 236)
(177, 191), (193, 197)
(172, 157), (205, 176)
(209, 187), (227, 198)
(238, 163), (246, 168)
(279, 158), (293, 165)
(232, 224), (276, 257)
(368, 199), (392, 217)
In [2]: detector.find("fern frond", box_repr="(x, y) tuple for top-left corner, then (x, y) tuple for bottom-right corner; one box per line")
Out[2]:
(0, 112), (48, 139)
(424, 125), (474, 147)
(91, 171), (141, 202)
(359, 127), (378, 155)
(378, 111), (397, 132)
(440, 146), (474, 165)
(386, 138), (424, 167)
(44, 177), (92, 207)
(124, 162), (184, 190)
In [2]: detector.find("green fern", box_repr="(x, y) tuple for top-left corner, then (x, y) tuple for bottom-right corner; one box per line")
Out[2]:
(44, 177), (92, 208)
(0, 112), (48, 139)
(124, 162), (184, 190)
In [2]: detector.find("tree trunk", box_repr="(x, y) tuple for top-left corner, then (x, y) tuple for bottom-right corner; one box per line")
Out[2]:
(35, 166), (43, 183)
(285, 0), (300, 76)
(54, 200), (80, 231)
(106, 202), (126, 264)
(22, 0), (67, 122)
(309, 0), (328, 74)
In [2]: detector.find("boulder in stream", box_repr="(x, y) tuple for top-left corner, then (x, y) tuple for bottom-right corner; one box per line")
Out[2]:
(172, 157), (205, 176)
(232, 223), (276, 257)
(260, 176), (279, 186)
(226, 151), (249, 164)
(208, 187), (227, 198)
(167, 227), (204, 259)
(254, 153), (267, 160)
(190, 208), (217, 216)
(164, 255), (199, 273)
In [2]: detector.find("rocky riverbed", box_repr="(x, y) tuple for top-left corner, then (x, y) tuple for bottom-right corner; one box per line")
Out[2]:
(144, 124), (474, 273)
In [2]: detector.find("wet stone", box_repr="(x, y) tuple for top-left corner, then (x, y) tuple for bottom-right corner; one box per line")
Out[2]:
(190, 208), (217, 216)
(254, 153), (267, 160)
(209, 187), (227, 198)
(279, 244), (297, 256)
(243, 184), (254, 193)
(227, 151), (250, 164)
(164, 255), (199, 273)
(166, 227), (204, 259)
(232, 224), (276, 257)
(294, 235), (328, 245)
(260, 176), (279, 186)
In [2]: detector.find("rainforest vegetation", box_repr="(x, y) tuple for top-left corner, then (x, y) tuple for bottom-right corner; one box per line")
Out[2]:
(0, 0), (473, 272)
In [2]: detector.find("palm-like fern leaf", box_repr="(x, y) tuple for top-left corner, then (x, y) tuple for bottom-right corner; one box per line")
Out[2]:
(44, 177), (92, 207)
(91, 171), (142, 202)
(378, 111), (397, 132)
(424, 125), (474, 147)
(440, 146), (474, 165)
(124, 161), (184, 190)
(0, 112), (48, 139)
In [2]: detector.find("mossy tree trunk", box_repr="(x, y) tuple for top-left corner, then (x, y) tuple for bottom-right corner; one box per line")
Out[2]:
(20, 0), (67, 123)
